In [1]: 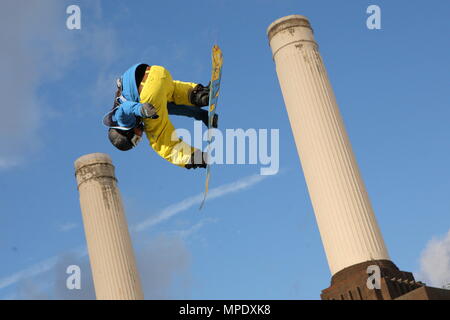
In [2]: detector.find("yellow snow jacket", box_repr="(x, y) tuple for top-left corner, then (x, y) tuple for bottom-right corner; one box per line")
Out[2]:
(139, 66), (200, 167)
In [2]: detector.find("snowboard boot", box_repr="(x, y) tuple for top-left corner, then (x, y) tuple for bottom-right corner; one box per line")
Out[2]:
(189, 83), (210, 107)
(185, 150), (207, 169)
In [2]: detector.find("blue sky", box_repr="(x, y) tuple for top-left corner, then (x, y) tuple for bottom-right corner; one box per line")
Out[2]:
(1, 0), (449, 299)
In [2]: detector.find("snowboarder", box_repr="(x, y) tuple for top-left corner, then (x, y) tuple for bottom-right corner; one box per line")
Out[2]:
(103, 64), (217, 169)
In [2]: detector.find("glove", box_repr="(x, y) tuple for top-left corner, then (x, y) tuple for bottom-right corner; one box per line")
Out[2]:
(140, 103), (159, 119)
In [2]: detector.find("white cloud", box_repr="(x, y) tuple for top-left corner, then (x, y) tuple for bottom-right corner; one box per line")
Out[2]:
(59, 223), (78, 233)
(0, 0), (121, 170)
(0, 158), (22, 170)
(132, 173), (268, 232)
(416, 229), (450, 288)
(137, 235), (192, 299)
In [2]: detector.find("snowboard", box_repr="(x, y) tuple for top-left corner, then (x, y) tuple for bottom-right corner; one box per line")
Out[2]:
(199, 45), (223, 210)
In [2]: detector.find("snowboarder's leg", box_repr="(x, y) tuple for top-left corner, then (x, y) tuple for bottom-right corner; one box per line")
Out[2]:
(167, 103), (212, 127)
(139, 66), (200, 167)
(167, 103), (219, 128)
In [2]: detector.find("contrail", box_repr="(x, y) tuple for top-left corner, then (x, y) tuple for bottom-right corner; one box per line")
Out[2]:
(0, 247), (87, 291)
(132, 173), (268, 232)
(0, 256), (59, 290)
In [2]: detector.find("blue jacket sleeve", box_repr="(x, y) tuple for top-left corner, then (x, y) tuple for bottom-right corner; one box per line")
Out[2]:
(114, 101), (143, 128)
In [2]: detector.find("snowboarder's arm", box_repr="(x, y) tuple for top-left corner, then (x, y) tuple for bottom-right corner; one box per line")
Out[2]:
(114, 102), (158, 128)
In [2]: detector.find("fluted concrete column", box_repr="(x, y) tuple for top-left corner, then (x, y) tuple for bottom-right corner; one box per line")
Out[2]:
(267, 15), (390, 275)
(74, 153), (143, 300)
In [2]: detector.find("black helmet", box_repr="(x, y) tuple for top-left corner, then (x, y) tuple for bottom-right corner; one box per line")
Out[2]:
(108, 122), (143, 151)
(108, 128), (134, 151)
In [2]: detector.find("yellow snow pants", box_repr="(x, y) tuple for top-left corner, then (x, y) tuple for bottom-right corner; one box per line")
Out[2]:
(139, 66), (199, 167)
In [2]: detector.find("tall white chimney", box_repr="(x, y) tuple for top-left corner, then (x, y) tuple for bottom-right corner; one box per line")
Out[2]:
(267, 15), (390, 275)
(75, 153), (144, 300)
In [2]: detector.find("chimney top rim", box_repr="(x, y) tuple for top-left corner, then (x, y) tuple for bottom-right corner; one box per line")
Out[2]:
(74, 153), (113, 171)
(267, 14), (311, 40)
